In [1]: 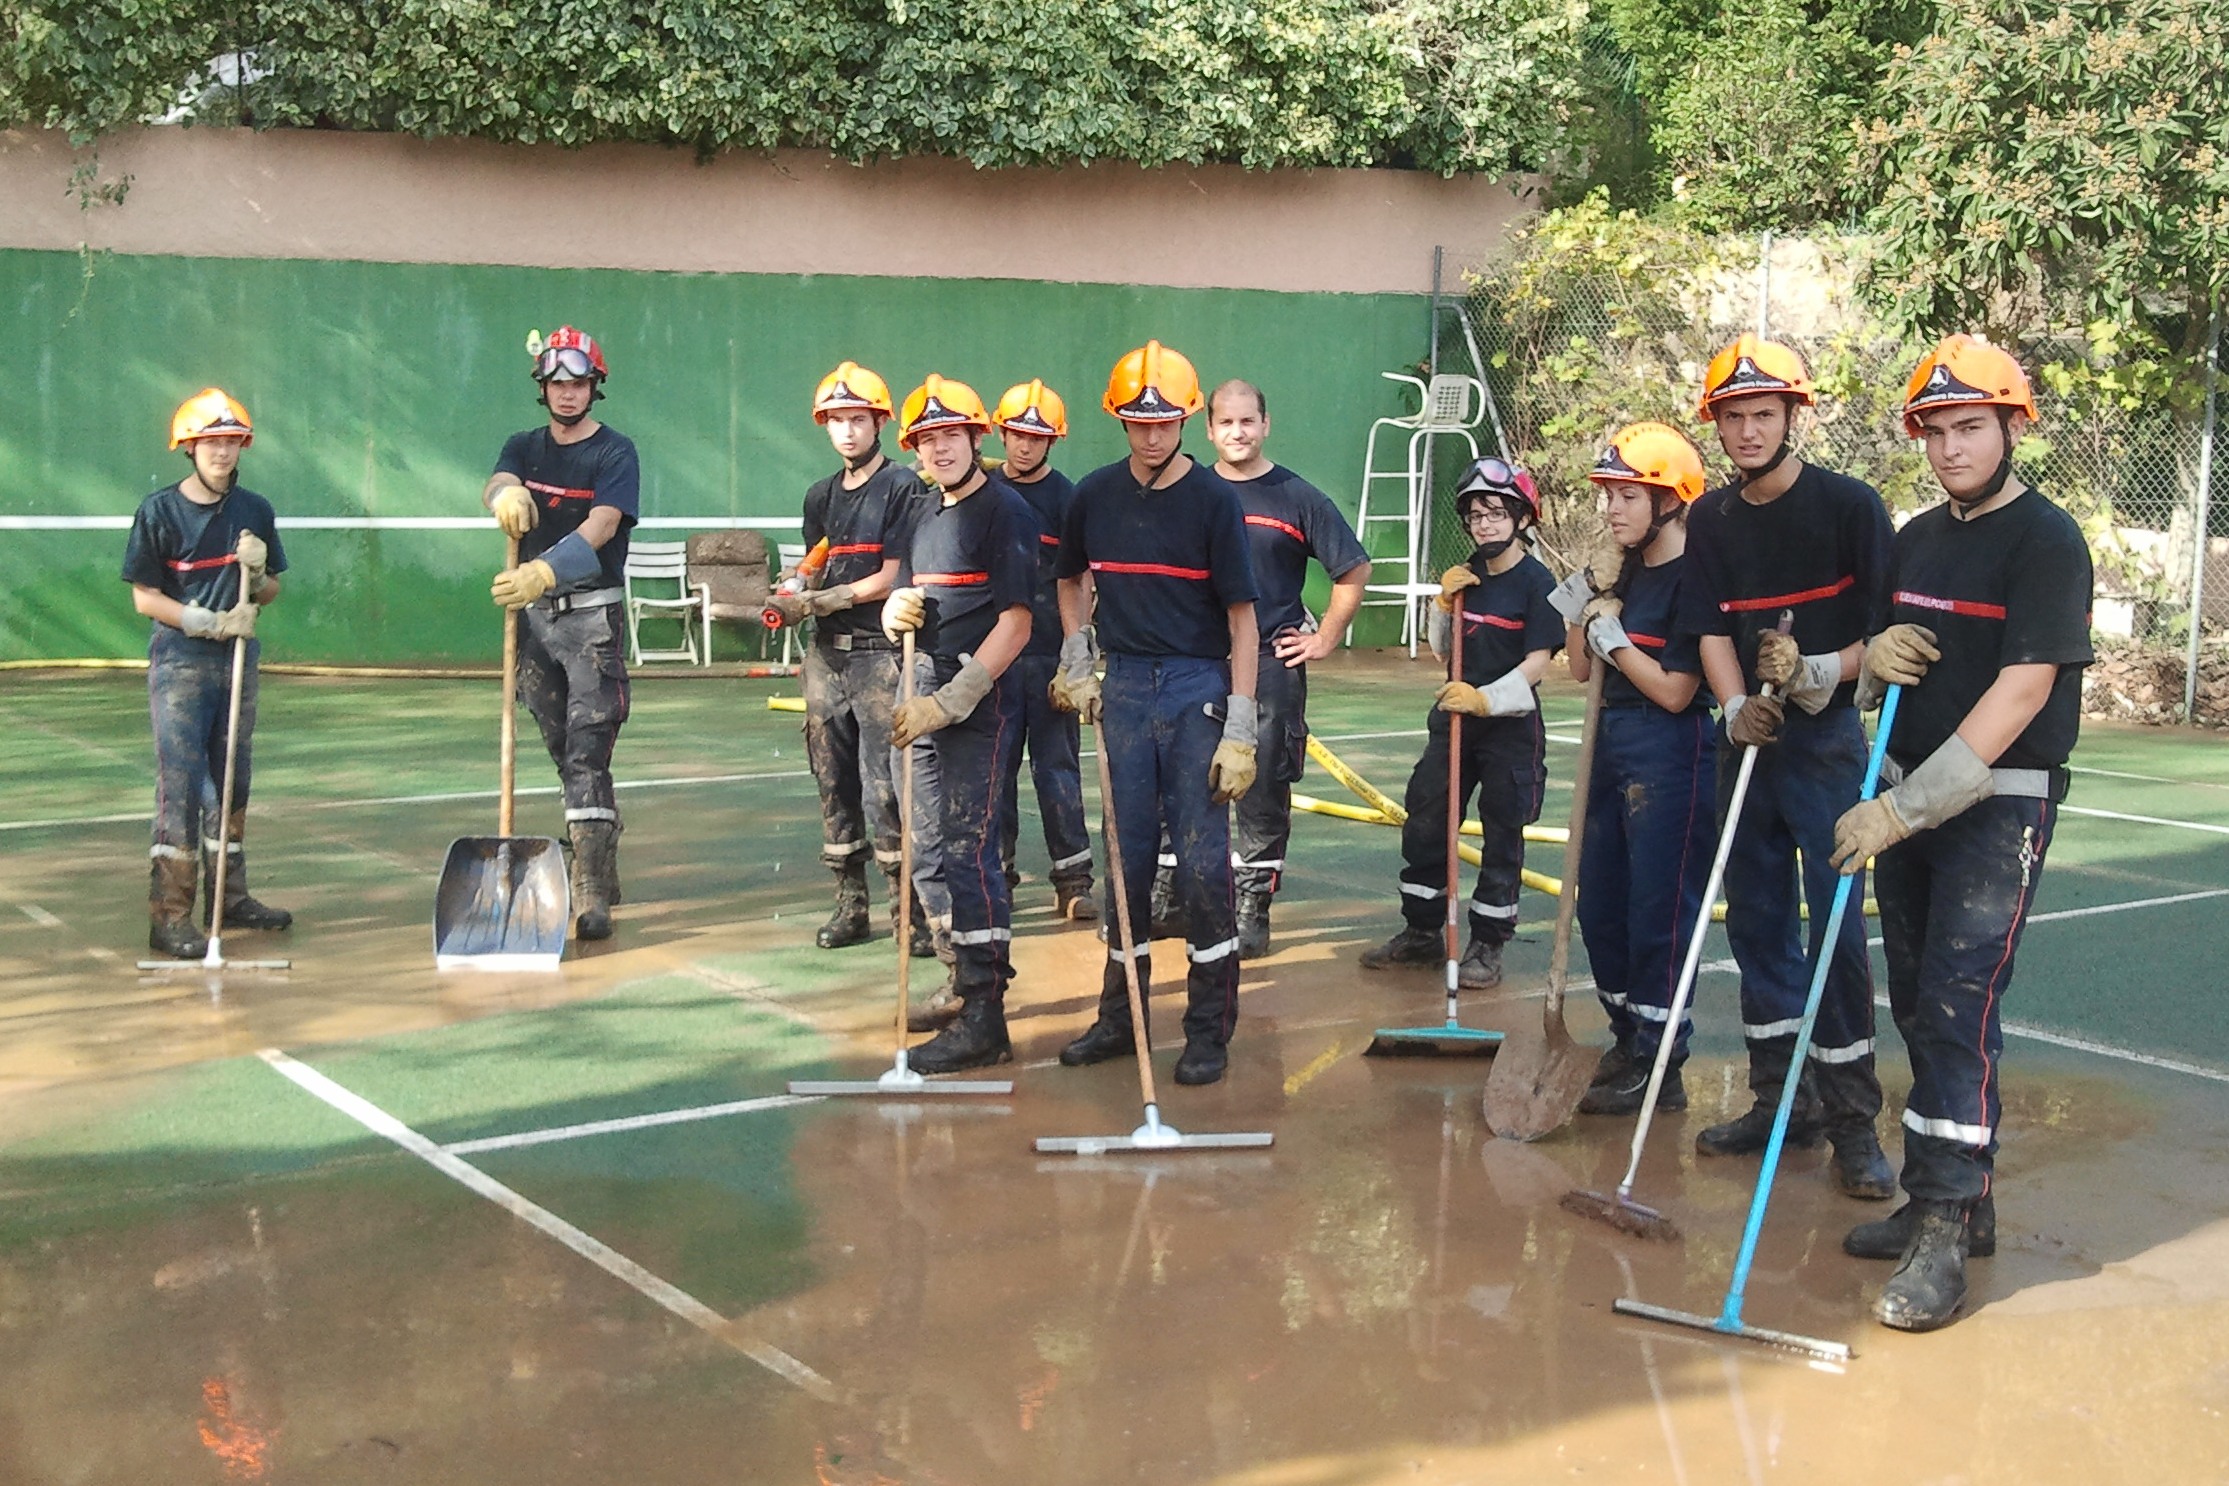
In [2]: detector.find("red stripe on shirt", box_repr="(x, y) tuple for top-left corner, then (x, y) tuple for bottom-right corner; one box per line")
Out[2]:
(828, 542), (882, 557)
(1090, 560), (1211, 581)
(1895, 589), (2007, 620)
(523, 480), (596, 501)
(1463, 611), (1525, 631)
(1244, 514), (1306, 542)
(1719, 574), (1855, 613)
(1038, 533), (1061, 547)
(165, 554), (239, 572)
(1627, 632), (1667, 649)
(916, 571), (988, 586)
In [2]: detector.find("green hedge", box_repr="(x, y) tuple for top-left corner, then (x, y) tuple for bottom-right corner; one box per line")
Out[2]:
(5, 0), (1585, 175)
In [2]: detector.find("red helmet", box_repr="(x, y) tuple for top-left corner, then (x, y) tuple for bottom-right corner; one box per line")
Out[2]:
(1453, 456), (1541, 526)
(530, 326), (608, 383)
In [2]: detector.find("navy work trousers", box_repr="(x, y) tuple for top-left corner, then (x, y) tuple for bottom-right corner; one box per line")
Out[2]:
(1232, 649), (1309, 897)
(998, 652), (1093, 892)
(1395, 711), (1545, 945)
(927, 654), (1023, 1006)
(519, 603), (631, 829)
(148, 625), (258, 859)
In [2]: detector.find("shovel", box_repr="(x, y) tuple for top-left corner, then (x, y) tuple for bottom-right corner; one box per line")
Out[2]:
(433, 536), (569, 971)
(1482, 663), (1605, 1140)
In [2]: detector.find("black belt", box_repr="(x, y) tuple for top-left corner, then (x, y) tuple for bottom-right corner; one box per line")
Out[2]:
(817, 630), (897, 653)
(538, 586), (624, 616)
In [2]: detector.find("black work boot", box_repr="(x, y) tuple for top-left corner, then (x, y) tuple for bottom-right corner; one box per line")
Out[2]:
(901, 888), (938, 959)
(1846, 1193), (1997, 1260)
(1360, 924), (1441, 971)
(906, 970), (963, 1033)
(1148, 863), (1187, 940)
(909, 996), (1012, 1074)
(1696, 1100), (1824, 1156)
(1061, 1017), (1138, 1066)
(148, 855), (208, 960)
(1578, 1059), (1686, 1116)
(202, 812), (293, 931)
(816, 861), (871, 949)
(567, 820), (618, 941)
(1236, 890), (1272, 960)
(1457, 935), (1503, 990)
(1874, 1200), (1972, 1331)
(1828, 1122), (1898, 1199)
(1174, 1036), (1229, 1086)
(1052, 872), (1098, 923)
(1589, 1040), (1638, 1090)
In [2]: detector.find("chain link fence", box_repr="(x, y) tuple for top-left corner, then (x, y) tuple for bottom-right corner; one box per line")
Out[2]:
(1415, 234), (2224, 726)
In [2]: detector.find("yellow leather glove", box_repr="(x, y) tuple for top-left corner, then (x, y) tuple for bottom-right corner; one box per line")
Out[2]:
(1049, 628), (1102, 721)
(1754, 630), (1802, 689)
(891, 694), (952, 749)
(491, 484), (539, 539)
(1435, 680), (1490, 716)
(235, 531), (269, 587)
(1866, 623), (1940, 687)
(882, 586), (927, 641)
(492, 559), (557, 610)
(1435, 565), (1481, 613)
(1830, 796), (1910, 873)
(1208, 741), (1257, 803)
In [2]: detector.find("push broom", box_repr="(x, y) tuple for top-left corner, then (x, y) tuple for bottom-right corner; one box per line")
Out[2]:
(1035, 713), (1274, 1154)
(1611, 682), (1901, 1363)
(140, 561), (289, 975)
(789, 631), (1014, 1098)
(1563, 611), (1795, 1237)
(1365, 616), (1511, 1058)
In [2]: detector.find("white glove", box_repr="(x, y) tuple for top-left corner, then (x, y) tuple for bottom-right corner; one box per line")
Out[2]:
(1585, 612), (1631, 661)
(1483, 669), (1536, 716)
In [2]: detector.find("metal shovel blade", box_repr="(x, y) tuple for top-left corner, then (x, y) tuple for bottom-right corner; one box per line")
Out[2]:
(433, 835), (568, 971)
(1481, 1016), (1595, 1141)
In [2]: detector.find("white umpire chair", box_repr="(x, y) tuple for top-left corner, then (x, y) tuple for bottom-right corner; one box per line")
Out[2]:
(623, 540), (711, 666)
(1351, 371), (1484, 656)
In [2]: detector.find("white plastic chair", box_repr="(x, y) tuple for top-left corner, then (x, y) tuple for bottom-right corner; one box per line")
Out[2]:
(1352, 372), (1483, 655)
(624, 540), (709, 666)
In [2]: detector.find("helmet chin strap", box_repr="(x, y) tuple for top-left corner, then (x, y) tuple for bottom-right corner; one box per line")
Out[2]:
(1133, 439), (1184, 495)
(1737, 396), (1801, 486)
(844, 446), (885, 475)
(1948, 412), (2016, 509)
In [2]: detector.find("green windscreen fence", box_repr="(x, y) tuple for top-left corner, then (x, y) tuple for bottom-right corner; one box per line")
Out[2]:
(3, 249), (1432, 663)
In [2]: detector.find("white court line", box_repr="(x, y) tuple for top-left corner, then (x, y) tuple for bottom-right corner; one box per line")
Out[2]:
(2060, 804), (2229, 838)
(258, 1049), (839, 1400)
(443, 1093), (824, 1155)
(2071, 763), (2229, 792)
(18, 904), (62, 928)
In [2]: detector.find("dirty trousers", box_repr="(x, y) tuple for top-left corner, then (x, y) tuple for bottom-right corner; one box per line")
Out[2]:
(928, 655), (1023, 1004)
(518, 603), (631, 828)
(1395, 710), (1545, 946)
(148, 625), (260, 859)
(803, 637), (902, 879)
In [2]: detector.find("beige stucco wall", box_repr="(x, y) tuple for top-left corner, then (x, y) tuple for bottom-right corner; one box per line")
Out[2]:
(0, 127), (1529, 294)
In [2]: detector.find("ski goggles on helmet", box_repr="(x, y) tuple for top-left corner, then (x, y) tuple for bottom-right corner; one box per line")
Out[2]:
(534, 346), (600, 383)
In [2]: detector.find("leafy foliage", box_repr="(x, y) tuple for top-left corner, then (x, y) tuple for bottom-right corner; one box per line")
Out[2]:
(0, 0), (1587, 175)
(1858, 0), (2229, 358)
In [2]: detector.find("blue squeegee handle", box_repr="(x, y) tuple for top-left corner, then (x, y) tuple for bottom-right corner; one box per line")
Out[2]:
(1716, 683), (1901, 1333)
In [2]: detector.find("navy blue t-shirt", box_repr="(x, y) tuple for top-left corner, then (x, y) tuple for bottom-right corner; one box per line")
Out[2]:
(900, 474), (1039, 660)
(1437, 548), (1562, 733)
(1056, 457), (1258, 659)
(1604, 555), (1706, 712)
(1677, 463), (1892, 706)
(1007, 466), (1076, 659)
(121, 483), (288, 627)
(1884, 487), (2093, 774)
(493, 424), (640, 591)
(802, 458), (927, 642)
(1227, 464), (1369, 641)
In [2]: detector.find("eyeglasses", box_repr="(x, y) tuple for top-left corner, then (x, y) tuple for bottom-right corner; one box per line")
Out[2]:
(535, 347), (598, 382)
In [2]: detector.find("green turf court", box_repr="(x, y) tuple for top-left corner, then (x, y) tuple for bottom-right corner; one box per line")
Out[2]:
(3, 651), (2227, 1483)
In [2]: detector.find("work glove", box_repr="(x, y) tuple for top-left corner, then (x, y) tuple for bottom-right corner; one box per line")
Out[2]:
(492, 559), (558, 610)
(1579, 592), (1622, 625)
(1830, 735), (1996, 873)
(235, 531), (268, 588)
(1208, 694), (1259, 802)
(893, 659), (994, 748)
(1866, 624), (1940, 688)
(1585, 612), (1631, 661)
(1435, 681), (1489, 717)
(1546, 566), (1594, 626)
(803, 583), (857, 619)
(1437, 670), (1537, 717)
(765, 593), (811, 627)
(491, 484), (539, 539)
(1049, 627), (1102, 722)
(1724, 691), (1783, 749)
(1581, 530), (1628, 592)
(182, 602), (257, 641)
(1755, 631), (1842, 715)
(1434, 564), (1481, 614)
(881, 586), (927, 642)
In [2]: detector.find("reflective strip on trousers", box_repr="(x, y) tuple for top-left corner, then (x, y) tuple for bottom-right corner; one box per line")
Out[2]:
(1187, 936), (1240, 964)
(1903, 1107), (1992, 1146)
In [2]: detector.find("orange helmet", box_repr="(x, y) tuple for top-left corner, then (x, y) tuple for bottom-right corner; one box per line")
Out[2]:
(994, 379), (1069, 439)
(1102, 341), (1204, 423)
(170, 388), (254, 450)
(529, 325), (607, 382)
(813, 361), (895, 422)
(1698, 334), (1816, 419)
(898, 375), (992, 449)
(1591, 422), (1706, 506)
(1902, 334), (2038, 437)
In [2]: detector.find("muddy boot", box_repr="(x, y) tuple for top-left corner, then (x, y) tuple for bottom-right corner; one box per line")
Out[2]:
(148, 855), (208, 960)
(1828, 1122), (1898, 1200)
(567, 820), (618, 941)
(901, 888), (938, 959)
(1874, 1200), (1972, 1331)
(1052, 870), (1098, 923)
(1456, 935), (1503, 990)
(1174, 1036), (1228, 1086)
(1148, 862), (1186, 940)
(1697, 1041), (1822, 1155)
(909, 995), (1012, 1074)
(1846, 1193), (1996, 1260)
(817, 861), (871, 949)
(1589, 1040), (1638, 1090)
(202, 845), (293, 932)
(1360, 925), (1441, 971)
(1236, 890), (1272, 961)
(1578, 1059), (1686, 1116)
(906, 979), (964, 1034)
